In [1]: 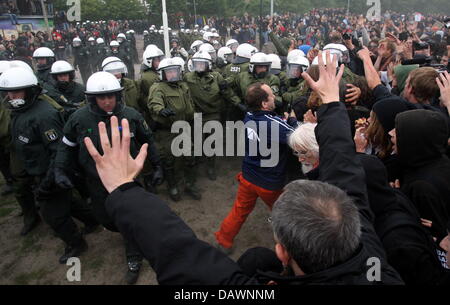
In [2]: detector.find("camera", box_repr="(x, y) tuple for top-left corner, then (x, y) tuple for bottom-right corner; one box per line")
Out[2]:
(399, 32), (409, 42)
(413, 41), (429, 51)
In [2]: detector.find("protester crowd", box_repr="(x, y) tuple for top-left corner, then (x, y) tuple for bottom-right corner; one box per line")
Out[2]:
(0, 7), (449, 285)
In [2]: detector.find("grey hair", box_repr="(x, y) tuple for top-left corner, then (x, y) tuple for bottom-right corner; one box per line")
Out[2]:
(271, 179), (361, 274)
(288, 123), (319, 154)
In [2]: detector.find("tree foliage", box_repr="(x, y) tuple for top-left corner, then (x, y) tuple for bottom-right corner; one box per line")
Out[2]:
(54, 0), (450, 22)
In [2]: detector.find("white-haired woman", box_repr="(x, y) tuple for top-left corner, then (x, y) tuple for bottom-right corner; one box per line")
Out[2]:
(288, 123), (319, 174)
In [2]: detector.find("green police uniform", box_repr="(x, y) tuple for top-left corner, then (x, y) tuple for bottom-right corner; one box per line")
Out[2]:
(138, 68), (160, 125)
(43, 81), (86, 119)
(121, 77), (141, 113)
(147, 81), (199, 200)
(0, 101), (13, 194)
(8, 95), (96, 244)
(183, 71), (242, 180)
(233, 70), (281, 115)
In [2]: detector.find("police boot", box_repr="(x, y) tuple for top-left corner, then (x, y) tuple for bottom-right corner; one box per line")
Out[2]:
(59, 237), (88, 264)
(206, 157), (217, 181)
(16, 197), (41, 236)
(166, 170), (181, 202)
(185, 182), (202, 200)
(125, 256), (142, 285)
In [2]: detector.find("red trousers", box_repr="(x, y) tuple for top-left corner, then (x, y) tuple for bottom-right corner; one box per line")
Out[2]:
(215, 172), (284, 249)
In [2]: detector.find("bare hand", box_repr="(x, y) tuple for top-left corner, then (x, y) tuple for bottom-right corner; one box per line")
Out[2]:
(389, 179), (401, 189)
(84, 116), (148, 193)
(303, 109), (317, 123)
(345, 84), (361, 104)
(301, 51), (344, 104)
(436, 71), (450, 109)
(354, 127), (368, 153)
(357, 47), (371, 61)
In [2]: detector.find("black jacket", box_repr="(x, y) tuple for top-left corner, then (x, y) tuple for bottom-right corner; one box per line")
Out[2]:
(104, 102), (403, 285)
(396, 110), (450, 240)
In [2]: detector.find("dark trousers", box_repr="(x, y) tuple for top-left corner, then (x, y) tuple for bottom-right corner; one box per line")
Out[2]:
(86, 178), (143, 260)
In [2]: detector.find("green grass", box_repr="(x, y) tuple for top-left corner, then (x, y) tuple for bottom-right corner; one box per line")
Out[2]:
(13, 268), (49, 285)
(0, 207), (15, 218)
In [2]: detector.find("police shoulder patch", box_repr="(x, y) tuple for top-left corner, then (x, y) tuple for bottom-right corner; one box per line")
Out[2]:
(45, 129), (59, 141)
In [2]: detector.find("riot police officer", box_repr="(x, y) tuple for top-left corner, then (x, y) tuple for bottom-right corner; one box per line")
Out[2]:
(55, 71), (163, 284)
(147, 58), (200, 201)
(87, 37), (98, 73)
(117, 33), (135, 80)
(139, 46), (164, 124)
(32, 47), (56, 86)
(101, 57), (141, 113)
(282, 54), (310, 111)
(72, 37), (91, 85)
(0, 67), (97, 261)
(233, 52), (281, 115)
(95, 38), (111, 72)
(184, 51), (241, 180)
(46, 60), (86, 117)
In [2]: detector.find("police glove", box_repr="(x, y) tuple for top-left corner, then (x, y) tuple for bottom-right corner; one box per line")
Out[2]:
(54, 167), (74, 189)
(151, 165), (164, 186)
(218, 80), (228, 91)
(236, 103), (248, 113)
(159, 108), (176, 117)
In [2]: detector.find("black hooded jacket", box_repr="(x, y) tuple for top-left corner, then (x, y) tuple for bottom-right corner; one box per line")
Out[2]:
(396, 110), (450, 240)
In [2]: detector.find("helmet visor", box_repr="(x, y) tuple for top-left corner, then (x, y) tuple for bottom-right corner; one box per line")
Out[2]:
(162, 66), (182, 82)
(192, 59), (209, 72)
(287, 64), (305, 79)
(103, 61), (128, 75)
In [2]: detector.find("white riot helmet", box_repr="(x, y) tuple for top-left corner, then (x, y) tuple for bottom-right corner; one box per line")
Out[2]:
(191, 51), (212, 73)
(0, 67), (40, 110)
(50, 60), (75, 79)
(9, 60), (33, 72)
(312, 51), (339, 68)
(96, 38), (105, 44)
(129, 30), (135, 34)
(226, 39), (239, 53)
(157, 58), (182, 82)
(211, 28), (217, 33)
(203, 25), (210, 31)
(117, 33), (126, 43)
(143, 30), (149, 35)
(249, 52), (272, 78)
(172, 57), (186, 73)
(267, 54), (282, 75)
(287, 49), (306, 63)
(33, 47), (55, 70)
(33, 47), (55, 59)
(88, 37), (95, 43)
(143, 46), (165, 69)
(217, 47), (233, 65)
(158, 30), (164, 35)
(235, 43), (257, 64)
(102, 57), (128, 77)
(0, 61), (10, 74)
(185, 29), (191, 34)
(323, 43), (350, 64)
(72, 37), (82, 47)
(190, 40), (203, 53)
(110, 40), (120, 48)
(180, 29), (185, 33)
(203, 31), (213, 42)
(199, 43), (217, 61)
(287, 56), (310, 79)
(85, 72), (124, 116)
